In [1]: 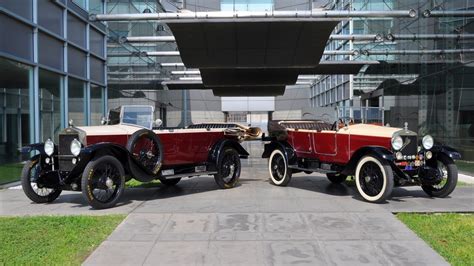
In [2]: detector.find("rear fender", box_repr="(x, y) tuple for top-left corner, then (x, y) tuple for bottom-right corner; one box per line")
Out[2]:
(341, 146), (395, 176)
(209, 139), (249, 165)
(262, 141), (297, 165)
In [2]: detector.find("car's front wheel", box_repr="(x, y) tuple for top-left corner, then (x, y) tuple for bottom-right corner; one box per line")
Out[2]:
(422, 154), (458, 198)
(21, 157), (62, 203)
(268, 149), (292, 186)
(81, 156), (125, 209)
(355, 155), (394, 203)
(214, 148), (241, 189)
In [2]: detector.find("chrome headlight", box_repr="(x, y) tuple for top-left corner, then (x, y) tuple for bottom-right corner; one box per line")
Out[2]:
(422, 135), (434, 150)
(391, 135), (403, 151)
(70, 139), (82, 157)
(44, 139), (54, 156)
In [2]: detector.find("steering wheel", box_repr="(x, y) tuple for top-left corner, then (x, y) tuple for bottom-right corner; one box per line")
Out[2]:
(331, 119), (346, 131)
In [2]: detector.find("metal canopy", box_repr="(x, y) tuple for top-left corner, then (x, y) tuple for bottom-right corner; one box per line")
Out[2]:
(364, 61), (464, 75)
(162, 80), (285, 96)
(167, 21), (340, 69)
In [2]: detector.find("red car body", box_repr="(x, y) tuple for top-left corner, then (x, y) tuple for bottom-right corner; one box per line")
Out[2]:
(263, 120), (461, 203)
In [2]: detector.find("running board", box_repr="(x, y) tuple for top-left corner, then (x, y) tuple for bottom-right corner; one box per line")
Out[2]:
(162, 171), (218, 180)
(288, 165), (337, 174)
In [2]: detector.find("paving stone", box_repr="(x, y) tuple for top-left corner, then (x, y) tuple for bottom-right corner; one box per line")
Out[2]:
(322, 240), (390, 265)
(143, 241), (209, 265)
(83, 241), (154, 265)
(376, 240), (449, 266)
(264, 241), (327, 265)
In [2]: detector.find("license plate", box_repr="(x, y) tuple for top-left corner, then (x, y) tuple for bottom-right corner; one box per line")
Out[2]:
(161, 169), (174, 176)
(195, 165), (206, 172)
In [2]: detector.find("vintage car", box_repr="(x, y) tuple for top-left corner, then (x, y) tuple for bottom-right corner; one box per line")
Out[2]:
(262, 119), (461, 203)
(21, 105), (261, 209)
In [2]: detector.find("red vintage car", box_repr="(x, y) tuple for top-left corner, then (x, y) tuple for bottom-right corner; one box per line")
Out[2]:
(21, 105), (261, 209)
(262, 119), (461, 203)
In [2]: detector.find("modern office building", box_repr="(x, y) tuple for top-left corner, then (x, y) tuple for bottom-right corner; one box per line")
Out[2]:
(310, 0), (474, 159)
(0, 0), (107, 167)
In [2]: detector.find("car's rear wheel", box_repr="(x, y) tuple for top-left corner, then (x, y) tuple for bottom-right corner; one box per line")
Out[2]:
(422, 155), (457, 198)
(160, 178), (181, 186)
(214, 148), (241, 189)
(268, 149), (292, 186)
(21, 157), (62, 203)
(81, 156), (125, 209)
(326, 173), (347, 184)
(127, 129), (163, 182)
(355, 155), (394, 203)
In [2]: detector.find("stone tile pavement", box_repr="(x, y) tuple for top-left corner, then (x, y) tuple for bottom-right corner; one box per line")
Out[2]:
(1, 142), (472, 265)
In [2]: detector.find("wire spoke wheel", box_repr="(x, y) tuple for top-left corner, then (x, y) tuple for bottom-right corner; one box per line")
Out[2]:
(359, 162), (384, 197)
(355, 156), (393, 203)
(271, 154), (286, 182)
(82, 156), (125, 209)
(422, 155), (458, 198)
(21, 157), (62, 203)
(130, 136), (161, 173)
(89, 162), (121, 203)
(214, 148), (241, 189)
(268, 149), (292, 186)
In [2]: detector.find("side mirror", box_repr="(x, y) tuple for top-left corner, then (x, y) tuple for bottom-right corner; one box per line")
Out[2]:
(154, 119), (163, 128)
(101, 117), (108, 125)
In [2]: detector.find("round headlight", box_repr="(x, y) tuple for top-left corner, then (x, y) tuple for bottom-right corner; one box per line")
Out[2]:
(44, 139), (54, 156)
(70, 139), (82, 157)
(422, 135), (434, 150)
(391, 135), (403, 151)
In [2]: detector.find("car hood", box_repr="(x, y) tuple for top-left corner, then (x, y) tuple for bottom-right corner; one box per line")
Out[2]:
(338, 124), (402, 138)
(75, 124), (143, 136)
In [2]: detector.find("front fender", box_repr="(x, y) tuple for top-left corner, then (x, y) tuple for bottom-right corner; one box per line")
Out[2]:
(21, 143), (49, 155)
(341, 146), (395, 176)
(431, 145), (462, 160)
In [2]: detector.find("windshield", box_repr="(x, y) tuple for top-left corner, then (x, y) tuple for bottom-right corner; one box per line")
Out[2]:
(121, 106), (153, 129)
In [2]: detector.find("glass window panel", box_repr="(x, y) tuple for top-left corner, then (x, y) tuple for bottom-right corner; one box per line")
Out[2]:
(1, 0), (32, 20)
(0, 15), (33, 61)
(38, 0), (63, 36)
(68, 78), (85, 126)
(0, 57), (31, 172)
(67, 12), (86, 48)
(90, 85), (103, 125)
(68, 47), (86, 78)
(90, 28), (104, 57)
(90, 56), (105, 84)
(39, 32), (63, 70)
(39, 69), (61, 142)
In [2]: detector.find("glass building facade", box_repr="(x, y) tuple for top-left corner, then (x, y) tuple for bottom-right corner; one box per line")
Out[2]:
(310, 0), (474, 161)
(0, 0), (107, 184)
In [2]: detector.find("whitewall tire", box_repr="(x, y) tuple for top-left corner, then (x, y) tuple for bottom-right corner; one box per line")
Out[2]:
(268, 149), (292, 186)
(355, 155), (394, 203)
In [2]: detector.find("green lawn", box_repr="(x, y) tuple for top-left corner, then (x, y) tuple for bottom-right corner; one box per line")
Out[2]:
(397, 213), (474, 266)
(0, 162), (23, 185)
(125, 178), (161, 188)
(0, 215), (125, 265)
(456, 160), (474, 176)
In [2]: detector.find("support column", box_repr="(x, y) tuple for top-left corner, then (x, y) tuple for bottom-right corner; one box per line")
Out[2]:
(31, 0), (40, 143)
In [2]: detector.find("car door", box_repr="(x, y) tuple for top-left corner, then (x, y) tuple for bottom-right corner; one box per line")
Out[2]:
(291, 130), (313, 155)
(313, 130), (337, 155)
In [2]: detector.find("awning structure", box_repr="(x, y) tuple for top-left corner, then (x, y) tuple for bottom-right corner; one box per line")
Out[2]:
(363, 61), (465, 75)
(163, 61), (377, 96)
(166, 20), (340, 95)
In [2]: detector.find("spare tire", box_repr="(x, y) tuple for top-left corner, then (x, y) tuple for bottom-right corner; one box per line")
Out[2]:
(126, 129), (163, 182)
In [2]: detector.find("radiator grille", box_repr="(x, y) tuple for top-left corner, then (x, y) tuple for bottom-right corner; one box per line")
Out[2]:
(400, 135), (418, 156)
(58, 133), (78, 171)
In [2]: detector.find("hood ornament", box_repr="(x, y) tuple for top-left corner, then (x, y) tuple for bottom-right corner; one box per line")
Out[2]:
(68, 119), (74, 127)
(404, 122), (408, 131)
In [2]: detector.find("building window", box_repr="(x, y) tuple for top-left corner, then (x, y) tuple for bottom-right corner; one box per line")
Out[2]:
(90, 84), (104, 125)
(68, 78), (86, 126)
(39, 69), (61, 142)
